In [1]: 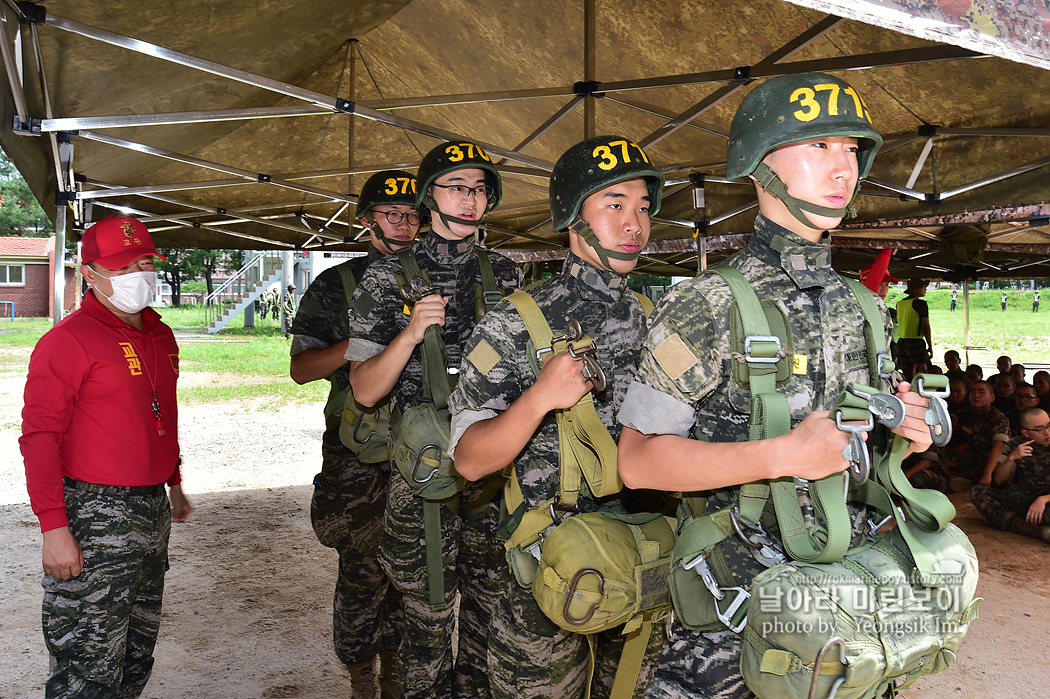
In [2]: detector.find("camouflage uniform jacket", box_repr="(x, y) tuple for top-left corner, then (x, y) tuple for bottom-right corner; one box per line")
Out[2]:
(950, 404), (1010, 457)
(619, 214), (893, 511)
(290, 245), (386, 456)
(999, 435), (1050, 492)
(346, 231), (521, 504)
(447, 252), (647, 511)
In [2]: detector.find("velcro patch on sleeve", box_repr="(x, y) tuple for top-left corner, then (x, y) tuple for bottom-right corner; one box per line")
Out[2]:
(467, 340), (502, 375)
(354, 292), (377, 318)
(652, 333), (698, 380)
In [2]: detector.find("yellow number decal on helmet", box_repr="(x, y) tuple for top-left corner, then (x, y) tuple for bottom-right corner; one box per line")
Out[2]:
(445, 143), (492, 162)
(383, 177), (415, 194)
(384, 178), (399, 195)
(792, 83), (873, 124)
(591, 140), (651, 171)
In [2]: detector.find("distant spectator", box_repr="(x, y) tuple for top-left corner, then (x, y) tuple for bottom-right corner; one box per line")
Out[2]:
(895, 278), (932, 380)
(993, 373), (1017, 414)
(971, 407), (1050, 543)
(944, 350), (965, 382)
(1012, 363), (1026, 386)
(965, 364), (984, 388)
(947, 376), (969, 415)
(1035, 290), (1041, 313)
(1007, 384), (1042, 436)
(907, 380), (1009, 493)
(998, 355), (1013, 374)
(951, 288), (958, 312)
(1001, 290), (1008, 311)
(1035, 370), (1050, 411)
(913, 361), (929, 377)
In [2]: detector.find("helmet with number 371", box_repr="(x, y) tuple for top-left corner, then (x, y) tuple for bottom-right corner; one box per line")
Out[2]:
(550, 135), (664, 233)
(726, 72), (883, 181)
(416, 140), (502, 214)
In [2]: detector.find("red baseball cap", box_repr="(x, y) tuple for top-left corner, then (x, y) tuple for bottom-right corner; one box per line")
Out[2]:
(858, 264), (898, 286)
(81, 216), (166, 270)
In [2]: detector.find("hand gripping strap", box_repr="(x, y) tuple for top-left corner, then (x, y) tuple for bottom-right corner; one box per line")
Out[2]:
(504, 291), (623, 504)
(397, 249), (452, 410)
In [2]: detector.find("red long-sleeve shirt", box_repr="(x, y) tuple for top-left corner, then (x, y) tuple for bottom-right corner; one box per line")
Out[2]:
(20, 291), (182, 532)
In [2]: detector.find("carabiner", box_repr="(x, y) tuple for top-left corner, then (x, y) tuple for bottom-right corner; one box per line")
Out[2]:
(563, 568), (604, 626)
(568, 342), (607, 392)
(411, 444), (442, 484)
(807, 636), (848, 699)
(351, 406), (377, 445)
(549, 501), (583, 524)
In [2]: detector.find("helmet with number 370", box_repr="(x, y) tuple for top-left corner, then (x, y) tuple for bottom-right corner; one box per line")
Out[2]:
(416, 140), (503, 216)
(550, 135), (664, 233)
(726, 72), (883, 181)
(357, 169), (420, 219)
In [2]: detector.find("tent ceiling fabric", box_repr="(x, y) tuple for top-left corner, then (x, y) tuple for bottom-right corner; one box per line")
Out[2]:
(1, 0), (1048, 280)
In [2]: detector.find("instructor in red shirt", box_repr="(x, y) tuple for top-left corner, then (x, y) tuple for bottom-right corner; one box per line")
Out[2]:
(20, 216), (191, 698)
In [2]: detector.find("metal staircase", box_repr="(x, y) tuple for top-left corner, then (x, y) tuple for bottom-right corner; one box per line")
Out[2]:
(204, 251), (284, 334)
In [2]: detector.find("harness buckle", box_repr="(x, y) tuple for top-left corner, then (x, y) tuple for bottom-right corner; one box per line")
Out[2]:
(568, 342), (607, 392)
(680, 552), (750, 631)
(549, 500), (583, 525)
(482, 290), (503, 308)
(915, 377), (952, 447)
(834, 412), (874, 485)
(350, 406), (377, 444)
(731, 509), (787, 568)
(848, 385), (907, 430)
(400, 276), (438, 304)
(744, 335), (782, 364)
(876, 351), (894, 380)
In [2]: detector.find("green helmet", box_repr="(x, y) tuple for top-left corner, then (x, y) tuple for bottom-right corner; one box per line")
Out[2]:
(726, 73), (883, 230)
(727, 72), (882, 180)
(416, 141), (502, 229)
(549, 135), (663, 269)
(550, 135), (664, 232)
(357, 169), (420, 218)
(356, 169), (423, 249)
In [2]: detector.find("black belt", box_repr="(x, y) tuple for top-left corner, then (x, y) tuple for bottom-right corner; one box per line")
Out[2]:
(63, 477), (167, 497)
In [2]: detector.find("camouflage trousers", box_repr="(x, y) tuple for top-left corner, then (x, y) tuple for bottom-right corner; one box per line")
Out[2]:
(43, 480), (171, 699)
(644, 620), (750, 699)
(895, 338), (929, 380)
(310, 447), (402, 665)
(488, 576), (665, 699)
(971, 483), (1050, 530)
(378, 469), (460, 699)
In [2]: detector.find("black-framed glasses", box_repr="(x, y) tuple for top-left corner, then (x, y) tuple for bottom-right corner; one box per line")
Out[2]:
(431, 183), (495, 200)
(372, 209), (421, 225)
(1018, 393), (1040, 402)
(1023, 423), (1050, 435)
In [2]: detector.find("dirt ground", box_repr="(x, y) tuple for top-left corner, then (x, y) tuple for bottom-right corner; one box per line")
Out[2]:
(2, 370), (1049, 698)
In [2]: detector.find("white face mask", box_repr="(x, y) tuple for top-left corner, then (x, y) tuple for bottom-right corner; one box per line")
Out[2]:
(93, 269), (156, 314)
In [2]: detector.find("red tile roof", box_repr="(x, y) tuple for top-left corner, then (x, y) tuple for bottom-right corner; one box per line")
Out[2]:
(0, 236), (52, 258)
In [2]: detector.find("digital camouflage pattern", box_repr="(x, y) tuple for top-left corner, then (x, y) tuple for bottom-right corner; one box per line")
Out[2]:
(289, 245), (403, 667)
(346, 230), (522, 699)
(971, 436), (1050, 530)
(448, 253), (661, 696)
(618, 214), (894, 699)
(43, 482), (170, 699)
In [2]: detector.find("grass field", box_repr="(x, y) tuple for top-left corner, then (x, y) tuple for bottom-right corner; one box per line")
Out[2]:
(1, 287), (1046, 405)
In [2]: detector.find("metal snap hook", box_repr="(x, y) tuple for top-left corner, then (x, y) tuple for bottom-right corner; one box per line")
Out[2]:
(808, 636), (848, 699)
(563, 568), (604, 626)
(411, 444), (442, 484)
(351, 406), (377, 445)
(400, 276), (438, 304)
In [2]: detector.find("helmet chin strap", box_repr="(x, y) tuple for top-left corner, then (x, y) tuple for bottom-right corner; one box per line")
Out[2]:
(752, 162), (858, 231)
(569, 218), (641, 269)
(423, 194), (485, 231)
(365, 214), (417, 251)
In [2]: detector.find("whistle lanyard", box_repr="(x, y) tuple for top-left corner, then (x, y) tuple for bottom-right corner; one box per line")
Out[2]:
(117, 327), (166, 436)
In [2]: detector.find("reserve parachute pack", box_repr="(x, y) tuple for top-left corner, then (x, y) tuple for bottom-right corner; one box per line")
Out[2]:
(336, 263), (394, 463)
(387, 246), (505, 609)
(500, 288), (673, 699)
(667, 265), (979, 699)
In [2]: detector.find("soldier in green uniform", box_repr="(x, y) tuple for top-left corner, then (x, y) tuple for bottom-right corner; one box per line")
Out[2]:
(448, 135), (666, 698)
(288, 169), (421, 697)
(614, 73), (933, 699)
(971, 407), (1050, 542)
(346, 141), (522, 699)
